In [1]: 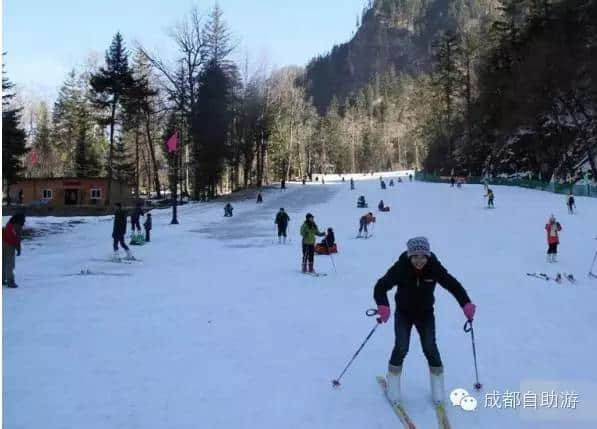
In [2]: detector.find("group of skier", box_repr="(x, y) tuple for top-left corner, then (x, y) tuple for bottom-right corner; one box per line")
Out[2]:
(111, 202), (152, 261)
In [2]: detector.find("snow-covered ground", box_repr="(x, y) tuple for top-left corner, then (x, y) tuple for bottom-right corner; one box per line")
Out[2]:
(3, 177), (597, 428)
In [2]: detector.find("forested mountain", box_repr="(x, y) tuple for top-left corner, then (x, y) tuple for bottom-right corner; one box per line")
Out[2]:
(305, 0), (497, 115)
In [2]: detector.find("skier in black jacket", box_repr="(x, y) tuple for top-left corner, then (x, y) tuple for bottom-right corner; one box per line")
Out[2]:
(274, 208), (290, 244)
(373, 237), (476, 406)
(112, 203), (134, 260)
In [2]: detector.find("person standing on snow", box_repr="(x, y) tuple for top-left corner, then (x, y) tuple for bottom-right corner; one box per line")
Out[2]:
(545, 215), (562, 262)
(485, 188), (495, 208)
(112, 203), (134, 260)
(131, 202), (143, 234)
(275, 208), (290, 244)
(143, 212), (152, 243)
(350, 178), (355, 190)
(300, 213), (325, 273)
(566, 193), (576, 214)
(2, 213), (25, 288)
(373, 237), (476, 406)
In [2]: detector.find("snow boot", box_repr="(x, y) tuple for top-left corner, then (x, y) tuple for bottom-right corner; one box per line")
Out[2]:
(124, 249), (135, 261)
(308, 262), (314, 273)
(430, 366), (445, 405)
(386, 364), (402, 405)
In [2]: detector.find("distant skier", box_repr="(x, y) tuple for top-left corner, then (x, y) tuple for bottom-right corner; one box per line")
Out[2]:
(256, 193), (263, 204)
(302, 177), (307, 185)
(350, 178), (355, 190)
(357, 212), (375, 238)
(566, 192), (576, 214)
(224, 203), (233, 217)
(113, 203), (134, 261)
(342, 177), (345, 182)
(143, 212), (152, 243)
(275, 208), (290, 244)
(131, 202), (143, 233)
(281, 179), (286, 190)
(2, 213), (25, 288)
(450, 176), (456, 187)
(322, 177), (325, 184)
(409, 174), (413, 182)
(485, 189), (495, 208)
(389, 179), (394, 187)
(300, 213), (325, 273)
(545, 215), (562, 262)
(381, 180), (387, 190)
(373, 237), (476, 406)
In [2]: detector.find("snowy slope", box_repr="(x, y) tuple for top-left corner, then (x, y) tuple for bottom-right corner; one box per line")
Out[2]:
(3, 178), (597, 428)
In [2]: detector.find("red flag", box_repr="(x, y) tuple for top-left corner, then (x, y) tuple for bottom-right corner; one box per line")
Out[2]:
(29, 148), (38, 165)
(166, 131), (179, 153)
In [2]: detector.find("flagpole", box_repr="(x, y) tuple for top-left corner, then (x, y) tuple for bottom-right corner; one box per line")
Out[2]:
(168, 131), (179, 224)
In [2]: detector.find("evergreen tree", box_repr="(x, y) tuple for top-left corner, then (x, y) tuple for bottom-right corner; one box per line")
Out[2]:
(90, 32), (134, 204)
(31, 102), (54, 177)
(2, 63), (28, 197)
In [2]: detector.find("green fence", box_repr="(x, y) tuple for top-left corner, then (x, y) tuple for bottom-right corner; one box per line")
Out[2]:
(415, 173), (597, 198)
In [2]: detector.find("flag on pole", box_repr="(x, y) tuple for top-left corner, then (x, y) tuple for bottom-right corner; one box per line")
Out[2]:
(29, 148), (38, 165)
(166, 131), (179, 153)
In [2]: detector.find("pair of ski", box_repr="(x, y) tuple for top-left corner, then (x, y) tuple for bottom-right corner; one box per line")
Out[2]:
(91, 257), (143, 265)
(301, 271), (327, 277)
(526, 272), (575, 284)
(377, 376), (451, 429)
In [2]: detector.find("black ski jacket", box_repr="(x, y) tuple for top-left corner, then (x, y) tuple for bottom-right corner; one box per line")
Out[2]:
(275, 211), (290, 226)
(374, 251), (471, 317)
(112, 208), (128, 237)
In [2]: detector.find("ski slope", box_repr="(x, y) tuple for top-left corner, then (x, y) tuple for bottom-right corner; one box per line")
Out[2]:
(4, 176), (597, 429)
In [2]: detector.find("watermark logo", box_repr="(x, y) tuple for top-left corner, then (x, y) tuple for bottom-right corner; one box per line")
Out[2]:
(450, 388), (478, 411)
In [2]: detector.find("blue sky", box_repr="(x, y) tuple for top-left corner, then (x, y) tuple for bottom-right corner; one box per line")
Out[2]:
(3, 0), (366, 97)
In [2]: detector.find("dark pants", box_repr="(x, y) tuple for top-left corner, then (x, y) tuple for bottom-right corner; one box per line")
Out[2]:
(568, 204), (574, 214)
(302, 244), (315, 264)
(2, 245), (16, 285)
(278, 225), (288, 237)
(145, 229), (151, 242)
(389, 310), (442, 368)
(113, 235), (130, 251)
(488, 197), (494, 207)
(547, 243), (558, 254)
(359, 219), (368, 234)
(131, 218), (141, 232)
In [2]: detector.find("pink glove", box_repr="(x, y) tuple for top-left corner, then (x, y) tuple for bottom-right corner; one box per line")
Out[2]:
(463, 303), (476, 321)
(377, 305), (391, 323)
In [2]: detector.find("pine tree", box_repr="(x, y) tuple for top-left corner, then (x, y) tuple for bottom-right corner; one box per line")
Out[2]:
(90, 32), (134, 204)
(31, 102), (53, 177)
(2, 63), (28, 198)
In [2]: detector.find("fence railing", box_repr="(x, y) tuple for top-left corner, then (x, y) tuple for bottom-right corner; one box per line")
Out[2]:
(415, 173), (597, 198)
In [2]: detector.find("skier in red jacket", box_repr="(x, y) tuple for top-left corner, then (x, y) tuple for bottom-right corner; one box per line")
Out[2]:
(3, 213), (25, 288)
(545, 215), (562, 263)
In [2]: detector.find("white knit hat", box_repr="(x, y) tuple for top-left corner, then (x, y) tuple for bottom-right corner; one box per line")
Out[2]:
(407, 237), (431, 257)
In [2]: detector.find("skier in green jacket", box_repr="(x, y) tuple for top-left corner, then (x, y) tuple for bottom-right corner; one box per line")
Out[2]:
(300, 213), (325, 273)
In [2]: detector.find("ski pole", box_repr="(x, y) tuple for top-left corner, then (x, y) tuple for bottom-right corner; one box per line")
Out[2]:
(464, 320), (482, 391)
(325, 241), (337, 274)
(332, 309), (381, 388)
(590, 251), (597, 276)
